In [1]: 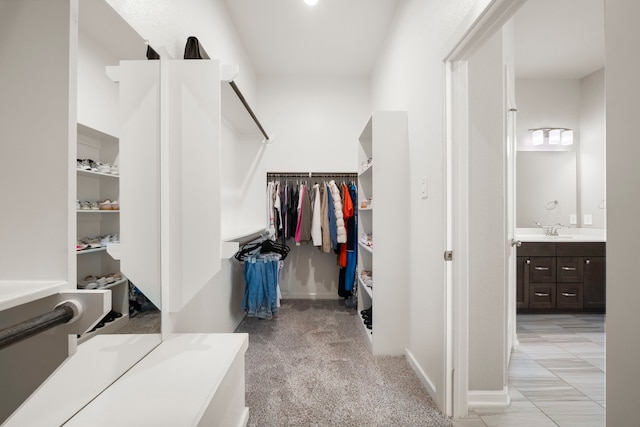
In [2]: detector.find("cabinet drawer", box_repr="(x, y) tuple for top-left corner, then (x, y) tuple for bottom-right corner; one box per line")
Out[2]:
(557, 283), (583, 309)
(529, 257), (556, 282)
(529, 283), (556, 309)
(557, 257), (584, 282)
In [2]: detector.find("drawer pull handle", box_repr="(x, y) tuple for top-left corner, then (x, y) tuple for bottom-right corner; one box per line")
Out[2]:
(585, 259), (591, 265)
(535, 292), (550, 297)
(534, 267), (549, 271)
(561, 266), (577, 271)
(562, 292), (577, 297)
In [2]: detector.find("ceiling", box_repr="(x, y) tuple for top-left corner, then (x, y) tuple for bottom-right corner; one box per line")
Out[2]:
(222, 0), (605, 80)
(222, 0), (399, 77)
(513, 0), (605, 79)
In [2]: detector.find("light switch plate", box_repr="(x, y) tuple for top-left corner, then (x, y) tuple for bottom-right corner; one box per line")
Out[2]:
(420, 176), (428, 199)
(584, 214), (593, 225)
(569, 214), (577, 225)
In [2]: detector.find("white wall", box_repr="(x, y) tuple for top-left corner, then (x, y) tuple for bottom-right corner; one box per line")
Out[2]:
(605, 0), (640, 424)
(370, 0), (478, 410)
(515, 75), (606, 230)
(579, 68), (606, 229)
(258, 76), (370, 298)
(516, 79), (581, 151)
(109, 0), (259, 332)
(0, 0), (77, 421)
(106, 0), (257, 104)
(467, 29), (507, 393)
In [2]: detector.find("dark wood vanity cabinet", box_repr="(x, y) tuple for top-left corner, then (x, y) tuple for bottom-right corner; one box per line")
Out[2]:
(517, 242), (605, 312)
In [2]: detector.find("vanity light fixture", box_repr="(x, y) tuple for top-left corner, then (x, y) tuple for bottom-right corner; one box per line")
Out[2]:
(548, 129), (561, 145)
(528, 128), (574, 146)
(531, 129), (545, 146)
(561, 129), (574, 145)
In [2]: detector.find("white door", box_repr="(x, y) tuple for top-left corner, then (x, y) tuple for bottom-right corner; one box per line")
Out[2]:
(505, 66), (519, 370)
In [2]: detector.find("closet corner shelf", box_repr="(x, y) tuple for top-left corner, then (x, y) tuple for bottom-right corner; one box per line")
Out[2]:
(359, 316), (373, 343)
(358, 276), (373, 299)
(76, 210), (120, 214)
(358, 164), (373, 177)
(77, 314), (130, 344)
(78, 277), (128, 292)
(77, 169), (120, 179)
(358, 241), (373, 254)
(0, 280), (69, 312)
(77, 247), (108, 255)
(359, 206), (373, 212)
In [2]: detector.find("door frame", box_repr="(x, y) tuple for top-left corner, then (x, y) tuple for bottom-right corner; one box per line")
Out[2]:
(443, 0), (527, 418)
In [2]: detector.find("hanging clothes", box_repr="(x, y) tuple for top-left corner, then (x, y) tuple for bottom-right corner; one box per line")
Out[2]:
(338, 182), (354, 268)
(311, 184), (322, 246)
(241, 254), (281, 320)
(320, 183), (331, 253)
(328, 180), (347, 244)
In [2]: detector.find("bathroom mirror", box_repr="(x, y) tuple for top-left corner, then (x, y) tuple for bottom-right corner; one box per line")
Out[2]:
(516, 151), (577, 228)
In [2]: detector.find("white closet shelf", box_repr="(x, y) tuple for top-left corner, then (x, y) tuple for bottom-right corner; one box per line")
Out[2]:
(76, 210), (120, 214)
(359, 206), (373, 211)
(358, 276), (373, 299)
(77, 169), (119, 179)
(221, 226), (269, 259)
(0, 280), (69, 312)
(77, 314), (130, 344)
(78, 277), (128, 292)
(64, 333), (249, 426)
(358, 241), (373, 254)
(358, 164), (373, 177)
(4, 334), (160, 427)
(77, 247), (107, 255)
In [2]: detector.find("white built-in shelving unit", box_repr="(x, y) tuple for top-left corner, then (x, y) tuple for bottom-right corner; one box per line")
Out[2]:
(76, 124), (128, 340)
(357, 111), (410, 356)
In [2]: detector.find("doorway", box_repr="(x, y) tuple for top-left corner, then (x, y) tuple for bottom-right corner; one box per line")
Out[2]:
(444, 0), (606, 421)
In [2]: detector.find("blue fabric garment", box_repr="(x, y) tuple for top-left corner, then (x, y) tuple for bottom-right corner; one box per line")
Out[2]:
(344, 183), (358, 292)
(242, 255), (280, 320)
(326, 183), (338, 251)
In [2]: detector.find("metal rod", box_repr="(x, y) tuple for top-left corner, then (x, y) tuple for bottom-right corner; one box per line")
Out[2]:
(267, 172), (357, 179)
(236, 229), (271, 246)
(228, 81), (270, 141)
(0, 302), (75, 351)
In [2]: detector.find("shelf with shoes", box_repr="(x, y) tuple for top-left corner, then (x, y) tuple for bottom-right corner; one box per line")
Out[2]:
(76, 123), (128, 339)
(356, 111), (409, 356)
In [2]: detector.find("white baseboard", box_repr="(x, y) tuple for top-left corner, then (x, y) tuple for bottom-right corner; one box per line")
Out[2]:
(405, 348), (437, 398)
(229, 312), (246, 333)
(468, 387), (511, 409)
(280, 293), (341, 300)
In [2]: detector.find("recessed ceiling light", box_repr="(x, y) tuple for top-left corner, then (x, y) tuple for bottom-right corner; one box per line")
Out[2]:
(304, 0), (319, 6)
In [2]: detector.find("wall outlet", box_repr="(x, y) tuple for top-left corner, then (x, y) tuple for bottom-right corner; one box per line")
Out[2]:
(420, 176), (428, 199)
(584, 214), (593, 226)
(569, 214), (577, 225)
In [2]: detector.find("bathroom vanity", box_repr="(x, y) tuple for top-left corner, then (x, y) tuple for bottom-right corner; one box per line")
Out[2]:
(516, 231), (606, 312)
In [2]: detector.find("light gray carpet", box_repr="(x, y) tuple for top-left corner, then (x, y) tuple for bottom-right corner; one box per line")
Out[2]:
(235, 299), (451, 427)
(114, 307), (160, 334)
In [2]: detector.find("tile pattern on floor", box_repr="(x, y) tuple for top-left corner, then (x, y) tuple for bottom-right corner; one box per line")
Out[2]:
(453, 313), (605, 427)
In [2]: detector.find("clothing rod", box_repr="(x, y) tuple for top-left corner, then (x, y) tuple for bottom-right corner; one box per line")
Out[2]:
(228, 81), (270, 141)
(0, 302), (75, 351)
(236, 229), (270, 246)
(267, 172), (357, 178)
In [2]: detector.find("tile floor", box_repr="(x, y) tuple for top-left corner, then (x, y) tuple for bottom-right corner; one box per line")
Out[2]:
(453, 313), (605, 427)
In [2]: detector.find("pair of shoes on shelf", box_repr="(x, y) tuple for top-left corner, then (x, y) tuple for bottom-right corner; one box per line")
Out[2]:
(77, 158), (119, 175)
(99, 199), (119, 210)
(360, 307), (373, 329)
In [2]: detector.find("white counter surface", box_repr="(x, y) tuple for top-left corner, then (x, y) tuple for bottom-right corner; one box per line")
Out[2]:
(516, 228), (606, 243)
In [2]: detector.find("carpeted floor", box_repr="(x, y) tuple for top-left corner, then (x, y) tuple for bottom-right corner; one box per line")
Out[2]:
(235, 299), (450, 427)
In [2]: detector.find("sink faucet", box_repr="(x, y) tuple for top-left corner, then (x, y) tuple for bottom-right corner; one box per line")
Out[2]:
(549, 223), (565, 236)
